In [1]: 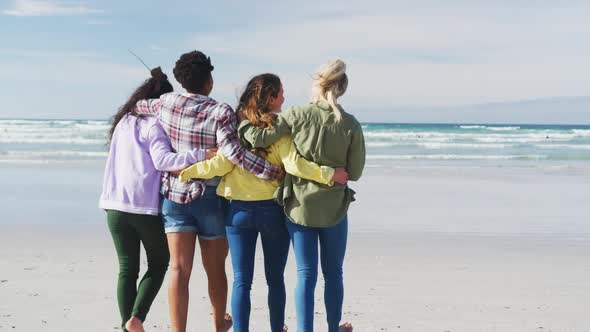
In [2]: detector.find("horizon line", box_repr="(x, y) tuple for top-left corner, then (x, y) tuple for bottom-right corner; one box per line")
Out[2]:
(1, 117), (589, 127)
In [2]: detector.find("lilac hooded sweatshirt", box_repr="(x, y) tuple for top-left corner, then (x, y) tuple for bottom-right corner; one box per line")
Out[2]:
(99, 114), (204, 215)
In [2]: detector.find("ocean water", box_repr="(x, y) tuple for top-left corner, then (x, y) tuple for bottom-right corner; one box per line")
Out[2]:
(1, 118), (588, 236)
(1, 119), (590, 164)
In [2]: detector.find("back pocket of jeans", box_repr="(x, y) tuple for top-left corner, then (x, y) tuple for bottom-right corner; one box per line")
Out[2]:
(229, 208), (254, 228)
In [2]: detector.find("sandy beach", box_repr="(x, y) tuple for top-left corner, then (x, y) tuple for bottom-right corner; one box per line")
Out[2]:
(1, 161), (589, 331)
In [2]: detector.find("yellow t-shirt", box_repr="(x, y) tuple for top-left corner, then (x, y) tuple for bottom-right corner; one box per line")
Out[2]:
(178, 135), (334, 201)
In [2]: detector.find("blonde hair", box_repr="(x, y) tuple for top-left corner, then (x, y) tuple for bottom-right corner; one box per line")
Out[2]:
(311, 59), (348, 121)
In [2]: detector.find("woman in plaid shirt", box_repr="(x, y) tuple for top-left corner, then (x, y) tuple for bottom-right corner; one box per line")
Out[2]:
(134, 51), (282, 332)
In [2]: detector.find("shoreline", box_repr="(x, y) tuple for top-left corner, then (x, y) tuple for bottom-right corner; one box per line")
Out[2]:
(2, 160), (589, 235)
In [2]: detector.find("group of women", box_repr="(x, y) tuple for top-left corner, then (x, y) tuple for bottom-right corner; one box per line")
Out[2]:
(99, 51), (365, 332)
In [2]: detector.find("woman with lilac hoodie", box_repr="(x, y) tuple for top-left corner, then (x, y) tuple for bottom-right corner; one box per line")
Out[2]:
(99, 68), (214, 332)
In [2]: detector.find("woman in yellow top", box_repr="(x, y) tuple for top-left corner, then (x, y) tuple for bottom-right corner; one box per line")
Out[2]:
(179, 73), (348, 332)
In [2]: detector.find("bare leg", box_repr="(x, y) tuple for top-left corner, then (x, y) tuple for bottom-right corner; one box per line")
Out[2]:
(199, 237), (230, 332)
(167, 233), (197, 332)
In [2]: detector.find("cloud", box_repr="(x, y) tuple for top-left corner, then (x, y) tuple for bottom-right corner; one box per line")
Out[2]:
(83, 19), (109, 25)
(0, 57), (146, 85)
(149, 44), (168, 52)
(0, 56), (150, 119)
(0, 48), (100, 58)
(186, 2), (590, 109)
(2, 0), (103, 17)
(1, 0), (589, 122)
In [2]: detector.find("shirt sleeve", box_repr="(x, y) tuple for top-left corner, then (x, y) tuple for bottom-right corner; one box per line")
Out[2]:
(275, 136), (335, 185)
(178, 154), (234, 183)
(238, 111), (292, 148)
(147, 124), (205, 171)
(347, 123), (366, 181)
(135, 97), (164, 115)
(216, 105), (282, 180)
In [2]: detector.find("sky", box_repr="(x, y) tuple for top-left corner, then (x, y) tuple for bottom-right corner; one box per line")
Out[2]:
(0, 0), (589, 123)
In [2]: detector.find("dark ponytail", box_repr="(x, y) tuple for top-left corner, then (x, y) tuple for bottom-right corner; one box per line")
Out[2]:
(107, 67), (173, 144)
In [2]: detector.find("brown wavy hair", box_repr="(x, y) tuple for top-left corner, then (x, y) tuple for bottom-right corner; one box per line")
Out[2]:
(237, 73), (281, 129)
(236, 73), (282, 156)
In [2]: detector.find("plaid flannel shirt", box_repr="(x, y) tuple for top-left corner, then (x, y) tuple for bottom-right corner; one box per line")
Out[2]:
(135, 92), (281, 204)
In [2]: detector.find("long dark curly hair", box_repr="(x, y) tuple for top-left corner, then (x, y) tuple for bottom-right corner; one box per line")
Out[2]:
(107, 67), (173, 144)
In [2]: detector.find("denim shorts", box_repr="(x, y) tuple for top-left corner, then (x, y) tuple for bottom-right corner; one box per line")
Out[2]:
(161, 187), (228, 240)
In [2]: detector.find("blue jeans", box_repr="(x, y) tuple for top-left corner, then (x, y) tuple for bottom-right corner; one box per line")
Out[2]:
(226, 200), (290, 332)
(286, 216), (348, 332)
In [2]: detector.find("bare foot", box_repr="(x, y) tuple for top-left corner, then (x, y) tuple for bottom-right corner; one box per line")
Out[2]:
(125, 316), (145, 332)
(224, 313), (233, 331)
(339, 321), (353, 332)
(283, 324), (288, 331)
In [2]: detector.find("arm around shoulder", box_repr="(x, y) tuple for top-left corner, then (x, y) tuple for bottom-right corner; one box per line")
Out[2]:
(134, 95), (165, 115)
(216, 105), (281, 180)
(239, 112), (292, 148)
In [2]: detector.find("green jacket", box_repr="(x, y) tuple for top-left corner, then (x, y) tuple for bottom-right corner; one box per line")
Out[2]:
(238, 100), (366, 228)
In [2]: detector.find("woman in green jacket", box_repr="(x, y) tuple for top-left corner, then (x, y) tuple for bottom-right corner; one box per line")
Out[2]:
(239, 60), (365, 332)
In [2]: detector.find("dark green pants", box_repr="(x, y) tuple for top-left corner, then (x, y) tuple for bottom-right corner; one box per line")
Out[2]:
(107, 210), (170, 329)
